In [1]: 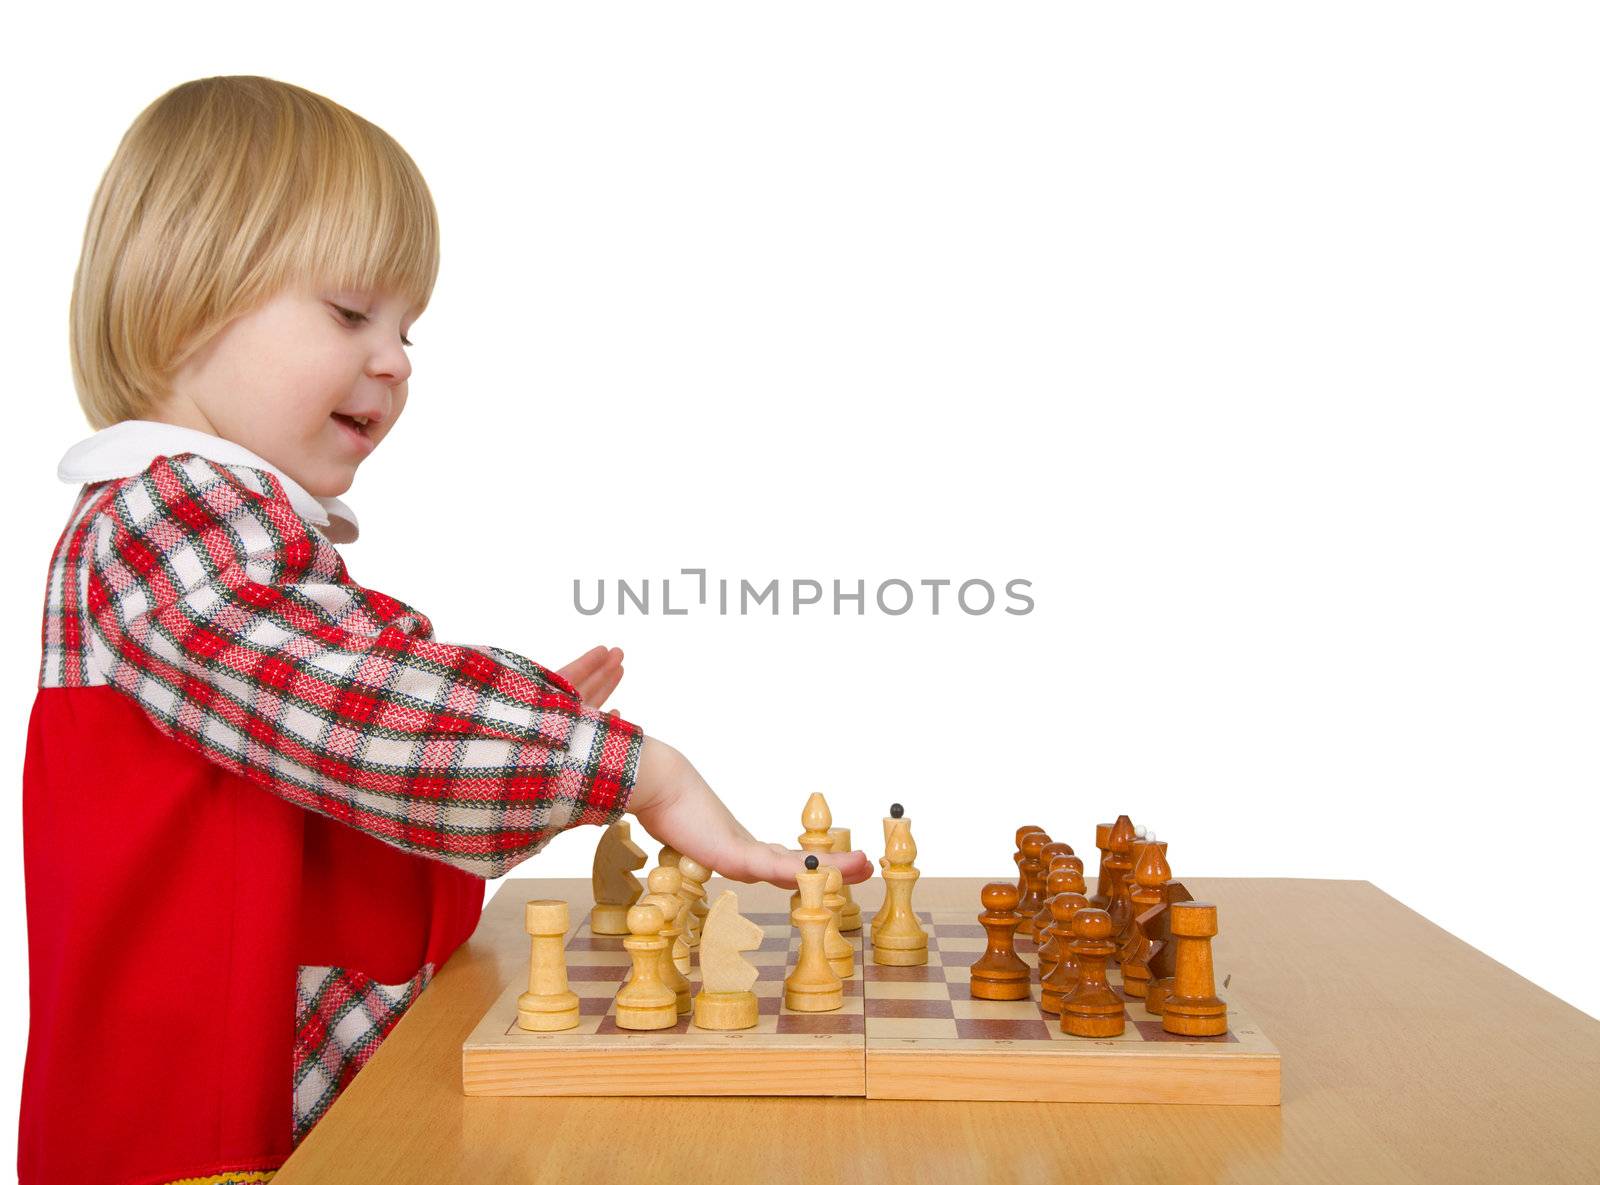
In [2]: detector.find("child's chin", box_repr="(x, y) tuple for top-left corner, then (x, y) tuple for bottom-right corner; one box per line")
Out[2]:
(303, 464), (357, 498)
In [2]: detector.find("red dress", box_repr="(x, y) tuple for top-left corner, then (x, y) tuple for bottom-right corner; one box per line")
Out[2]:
(20, 439), (643, 1184)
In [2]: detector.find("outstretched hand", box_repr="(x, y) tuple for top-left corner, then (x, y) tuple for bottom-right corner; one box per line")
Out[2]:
(627, 736), (873, 891)
(559, 644), (625, 709)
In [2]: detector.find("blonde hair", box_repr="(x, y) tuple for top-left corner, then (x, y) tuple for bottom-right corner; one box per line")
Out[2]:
(69, 75), (439, 429)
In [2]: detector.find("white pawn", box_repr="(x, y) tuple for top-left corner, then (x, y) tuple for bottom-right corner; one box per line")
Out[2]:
(822, 865), (854, 978)
(615, 902), (677, 1030)
(646, 865), (694, 981)
(642, 867), (692, 1013)
(676, 855), (712, 949)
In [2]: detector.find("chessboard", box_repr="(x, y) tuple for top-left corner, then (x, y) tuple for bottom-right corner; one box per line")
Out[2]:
(863, 910), (1280, 1104)
(461, 894), (1280, 1104)
(461, 913), (867, 1096)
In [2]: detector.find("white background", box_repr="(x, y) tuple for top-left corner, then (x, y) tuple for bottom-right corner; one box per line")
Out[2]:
(4, 1), (1597, 1165)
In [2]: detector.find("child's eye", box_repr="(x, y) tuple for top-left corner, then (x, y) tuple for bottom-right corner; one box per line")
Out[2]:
(333, 304), (414, 348)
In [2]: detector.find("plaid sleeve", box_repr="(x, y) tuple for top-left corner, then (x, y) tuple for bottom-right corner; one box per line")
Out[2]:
(80, 451), (644, 879)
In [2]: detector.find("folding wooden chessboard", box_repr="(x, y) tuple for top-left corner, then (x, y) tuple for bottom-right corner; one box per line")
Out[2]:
(461, 907), (1280, 1104)
(864, 910), (1279, 1104)
(462, 912), (867, 1096)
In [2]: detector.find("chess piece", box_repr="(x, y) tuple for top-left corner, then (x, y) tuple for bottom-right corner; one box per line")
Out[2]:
(1161, 902), (1229, 1036)
(1059, 907), (1125, 1037)
(614, 902), (677, 1030)
(821, 865), (854, 978)
(693, 890), (765, 1031)
(516, 899), (580, 1031)
(870, 804), (913, 941)
(1088, 822), (1114, 908)
(1036, 899), (1064, 980)
(676, 855), (711, 950)
(641, 868), (692, 1012)
(1118, 836), (1154, 944)
(969, 883), (1030, 1001)
(1103, 816), (1137, 951)
(1120, 840), (1170, 997)
(791, 792), (837, 912)
(590, 821), (647, 934)
(1016, 831), (1052, 936)
(1039, 839), (1075, 872)
(1013, 825), (1047, 899)
(872, 813), (928, 965)
(1032, 860), (1080, 940)
(785, 856), (844, 1011)
(1039, 892), (1089, 1014)
(829, 827), (863, 932)
(1033, 865), (1083, 974)
(657, 844), (697, 946)
(869, 808), (904, 941)
(800, 792), (834, 849)
(1141, 880), (1196, 1016)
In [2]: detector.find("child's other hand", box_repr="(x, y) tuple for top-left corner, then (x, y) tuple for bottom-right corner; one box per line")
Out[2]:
(559, 644), (625, 709)
(627, 737), (873, 891)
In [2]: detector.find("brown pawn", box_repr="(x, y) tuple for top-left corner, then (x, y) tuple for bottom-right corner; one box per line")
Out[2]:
(1038, 839), (1075, 872)
(1013, 826), (1047, 898)
(1039, 887), (1089, 979)
(1161, 901), (1228, 1036)
(1035, 896), (1062, 979)
(1038, 892), (1088, 1014)
(1030, 847), (1075, 935)
(1120, 840), (1170, 998)
(1088, 822), (1115, 908)
(1015, 831), (1052, 937)
(1059, 907), (1124, 1038)
(969, 883), (1031, 1001)
(1031, 865), (1077, 953)
(1011, 825), (1049, 927)
(1036, 857), (1088, 940)
(1102, 816), (1137, 952)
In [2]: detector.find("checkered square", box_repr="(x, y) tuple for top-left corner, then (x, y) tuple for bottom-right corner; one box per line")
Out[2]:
(865, 909), (1241, 1047)
(525, 904), (867, 1041)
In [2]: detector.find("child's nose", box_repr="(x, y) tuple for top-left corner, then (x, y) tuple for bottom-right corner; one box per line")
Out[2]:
(367, 348), (412, 386)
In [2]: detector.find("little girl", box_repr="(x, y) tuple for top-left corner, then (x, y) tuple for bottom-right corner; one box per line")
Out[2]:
(21, 74), (868, 1185)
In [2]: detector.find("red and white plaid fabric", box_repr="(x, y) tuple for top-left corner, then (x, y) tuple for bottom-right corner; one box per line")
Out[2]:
(76, 450), (642, 878)
(292, 962), (435, 1145)
(22, 434), (644, 1184)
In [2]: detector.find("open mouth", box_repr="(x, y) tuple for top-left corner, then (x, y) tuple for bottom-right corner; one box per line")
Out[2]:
(331, 413), (375, 452)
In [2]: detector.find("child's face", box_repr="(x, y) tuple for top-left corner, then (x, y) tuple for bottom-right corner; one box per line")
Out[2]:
(156, 280), (420, 497)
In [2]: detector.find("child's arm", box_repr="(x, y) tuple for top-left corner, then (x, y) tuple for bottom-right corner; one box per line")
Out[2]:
(81, 453), (640, 879)
(629, 736), (872, 890)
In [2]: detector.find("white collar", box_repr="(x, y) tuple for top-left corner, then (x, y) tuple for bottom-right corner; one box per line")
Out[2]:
(57, 419), (360, 544)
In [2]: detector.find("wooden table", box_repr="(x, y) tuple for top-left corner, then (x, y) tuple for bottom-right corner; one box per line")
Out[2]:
(272, 877), (1600, 1184)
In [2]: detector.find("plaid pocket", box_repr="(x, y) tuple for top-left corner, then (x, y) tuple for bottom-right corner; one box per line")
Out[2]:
(291, 961), (434, 1145)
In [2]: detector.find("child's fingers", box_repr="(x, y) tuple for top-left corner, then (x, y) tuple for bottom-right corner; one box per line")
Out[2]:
(562, 644), (610, 681)
(585, 662), (625, 708)
(564, 650), (624, 707)
(717, 843), (874, 890)
(820, 848), (874, 884)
